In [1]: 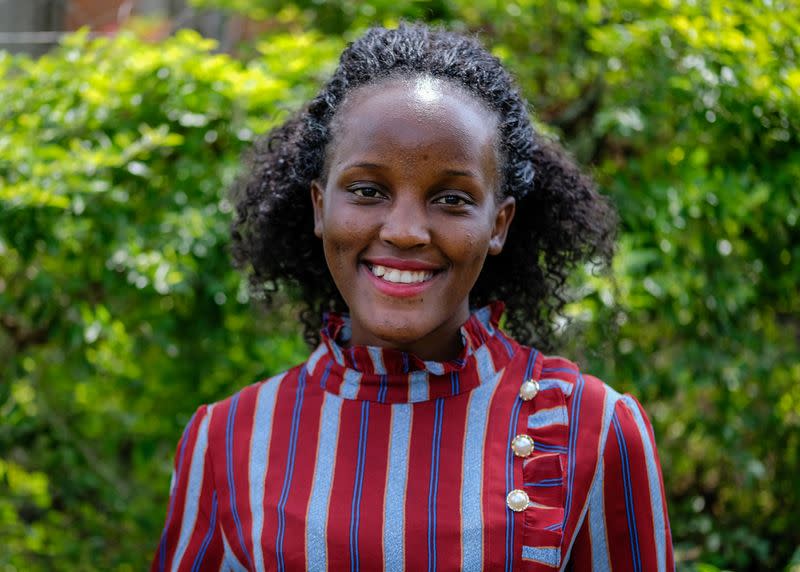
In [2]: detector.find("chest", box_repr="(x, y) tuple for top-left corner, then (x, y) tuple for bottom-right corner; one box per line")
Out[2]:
(210, 373), (569, 571)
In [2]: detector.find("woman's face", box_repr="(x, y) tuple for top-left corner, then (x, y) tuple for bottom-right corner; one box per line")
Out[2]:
(311, 77), (515, 360)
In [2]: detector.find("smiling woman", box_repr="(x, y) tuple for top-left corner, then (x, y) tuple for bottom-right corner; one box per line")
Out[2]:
(151, 23), (674, 572)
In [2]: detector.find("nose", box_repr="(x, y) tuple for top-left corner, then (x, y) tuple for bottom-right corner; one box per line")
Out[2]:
(379, 197), (431, 249)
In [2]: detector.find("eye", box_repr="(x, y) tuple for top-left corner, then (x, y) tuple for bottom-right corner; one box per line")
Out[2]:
(348, 185), (385, 199)
(433, 193), (473, 206)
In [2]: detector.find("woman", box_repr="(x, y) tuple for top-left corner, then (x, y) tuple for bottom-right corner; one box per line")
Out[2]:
(153, 23), (673, 572)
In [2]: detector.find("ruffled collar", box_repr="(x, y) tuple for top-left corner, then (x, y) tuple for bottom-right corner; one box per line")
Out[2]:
(305, 301), (519, 403)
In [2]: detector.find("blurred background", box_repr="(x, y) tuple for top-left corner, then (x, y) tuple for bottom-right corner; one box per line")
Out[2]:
(0, 0), (798, 570)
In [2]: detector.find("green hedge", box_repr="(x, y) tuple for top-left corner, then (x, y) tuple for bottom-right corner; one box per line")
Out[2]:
(1, 2), (799, 569)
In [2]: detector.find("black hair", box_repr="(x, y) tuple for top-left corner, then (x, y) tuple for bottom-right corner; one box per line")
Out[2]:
(230, 23), (617, 350)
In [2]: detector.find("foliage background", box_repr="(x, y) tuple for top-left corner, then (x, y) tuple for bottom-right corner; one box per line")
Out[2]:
(1, 1), (798, 570)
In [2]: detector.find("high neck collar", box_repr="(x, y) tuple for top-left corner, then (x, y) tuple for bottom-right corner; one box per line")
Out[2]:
(305, 301), (519, 404)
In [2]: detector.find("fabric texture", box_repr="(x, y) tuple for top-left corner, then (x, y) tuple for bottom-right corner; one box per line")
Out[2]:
(152, 303), (674, 571)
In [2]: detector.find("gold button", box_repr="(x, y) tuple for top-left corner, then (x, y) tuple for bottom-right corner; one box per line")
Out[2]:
(511, 434), (535, 457)
(519, 379), (539, 401)
(506, 489), (530, 512)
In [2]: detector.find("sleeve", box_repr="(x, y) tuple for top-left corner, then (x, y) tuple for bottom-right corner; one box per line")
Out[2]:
(151, 404), (225, 572)
(592, 394), (675, 572)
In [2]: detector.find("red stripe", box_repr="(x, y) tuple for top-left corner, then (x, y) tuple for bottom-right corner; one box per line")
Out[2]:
(482, 371), (518, 567)
(619, 401), (658, 571)
(561, 378), (606, 546)
(358, 404), (392, 568)
(156, 406), (206, 570)
(229, 385), (258, 563)
(280, 388), (324, 570)
(603, 418), (636, 571)
(405, 401), (434, 568)
(256, 369), (302, 561)
(434, 395), (469, 569)
(326, 399), (364, 570)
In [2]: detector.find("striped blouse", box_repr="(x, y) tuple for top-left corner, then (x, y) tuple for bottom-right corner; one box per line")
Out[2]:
(152, 302), (673, 571)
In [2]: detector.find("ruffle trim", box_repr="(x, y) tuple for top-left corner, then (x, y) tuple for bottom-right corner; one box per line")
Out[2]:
(518, 361), (576, 570)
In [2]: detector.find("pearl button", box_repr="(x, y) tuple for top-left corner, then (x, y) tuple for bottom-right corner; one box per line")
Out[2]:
(511, 434), (535, 457)
(519, 379), (539, 401)
(506, 489), (530, 512)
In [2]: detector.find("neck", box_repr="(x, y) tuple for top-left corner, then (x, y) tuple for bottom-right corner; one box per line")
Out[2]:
(348, 304), (471, 361)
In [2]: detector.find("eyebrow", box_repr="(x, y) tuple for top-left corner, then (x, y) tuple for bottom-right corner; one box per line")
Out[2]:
(340, 161), (384, 171)
(339, 162), (479, 179)
(442, 168), (479, 179)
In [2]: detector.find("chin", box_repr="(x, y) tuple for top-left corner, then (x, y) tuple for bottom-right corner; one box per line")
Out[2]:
(372, 317), (429, 345)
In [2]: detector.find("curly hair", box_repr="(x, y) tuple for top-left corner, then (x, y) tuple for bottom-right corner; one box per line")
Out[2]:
(230, 23), (617, 350)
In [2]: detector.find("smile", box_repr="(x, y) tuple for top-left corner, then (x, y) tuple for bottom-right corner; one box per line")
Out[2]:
(367, 264), (435, 284)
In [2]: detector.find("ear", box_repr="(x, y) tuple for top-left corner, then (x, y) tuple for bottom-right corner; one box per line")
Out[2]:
(488, 195), (516, 255)
(310, 180), (325, 238)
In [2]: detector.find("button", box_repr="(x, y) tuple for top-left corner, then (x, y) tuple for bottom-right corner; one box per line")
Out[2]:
(511, 434), (534, 457)
(519, 379), (539, 401)
(506, 489), (530, 512)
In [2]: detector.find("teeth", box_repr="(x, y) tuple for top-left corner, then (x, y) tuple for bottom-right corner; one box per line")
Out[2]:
(368, 264), (434, 284)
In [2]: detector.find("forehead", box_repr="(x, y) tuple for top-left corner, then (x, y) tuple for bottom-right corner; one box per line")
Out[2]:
(329, 77), (498, 168)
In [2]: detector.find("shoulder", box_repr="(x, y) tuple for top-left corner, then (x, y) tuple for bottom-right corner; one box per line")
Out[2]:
(191, 361), (310, 443)
(534, 353), (656, 445)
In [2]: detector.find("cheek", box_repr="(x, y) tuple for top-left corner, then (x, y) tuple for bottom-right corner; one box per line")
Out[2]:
(321, 208), (371, 269)
(441, 226), (492, 272)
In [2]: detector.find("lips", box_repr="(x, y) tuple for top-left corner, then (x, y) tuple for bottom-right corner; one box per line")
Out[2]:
(360, 257), (444, 297)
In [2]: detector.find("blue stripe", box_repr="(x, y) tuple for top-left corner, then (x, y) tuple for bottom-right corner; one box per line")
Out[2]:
(367, 347), (386, 374)
(538, 378), (574, 395)
(472, 305), (493, 330)
(340, 369), (361, 399)
(497, 332), (515, 358)
(173, 407), (212, 570)
(528, 406), (569, 429)
(190, 491), (218, 572)
(521, 546), (560, 566)
(613, 414), (642, 572)
(275, 368), (308, 572)
(250, 374), (285, 571)
(622, 396), (668, 572)
(378, 374), (388, 403)
(541, 367), (578, 374)
(306, 343), (328, 376)
(409, 370), (429, 402)
(524, 478), (564, 487)
(319, 360), (332, 390)
(226, 395), (255, 570)
(424, 360), (446, 375)
(350, 401), (370, 572)
(558, 384), (622, 570)
(427, 398), (444, 572)
(587, 463), (612, 570)
(306, 392), (343, 571)
(450, 371), (460, 394)
(544, 523), (562, 531)
(461, 368), (501, 571)
(562, 373), (585, 529)
(534, 443), (569, 454)
(505, 396), (524, 572)
(222, 529), (248, 572)
(158, 409), (200, 572)
(384, 404), (412, 571)
(328, 335), (345, 364)
(474, 345), (495, 385)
